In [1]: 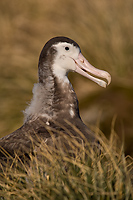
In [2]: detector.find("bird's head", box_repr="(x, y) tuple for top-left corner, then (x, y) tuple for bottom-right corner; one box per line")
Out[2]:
(39, 36), (111, 87)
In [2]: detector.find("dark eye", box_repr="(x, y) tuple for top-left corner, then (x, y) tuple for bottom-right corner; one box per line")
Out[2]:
(65, 46), (69, 51)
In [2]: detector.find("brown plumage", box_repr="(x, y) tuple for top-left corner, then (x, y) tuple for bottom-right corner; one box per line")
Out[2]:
(0, 36), (111, 162)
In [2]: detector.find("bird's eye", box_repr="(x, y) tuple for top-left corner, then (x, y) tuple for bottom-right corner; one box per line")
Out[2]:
(65, 46), (69, 51)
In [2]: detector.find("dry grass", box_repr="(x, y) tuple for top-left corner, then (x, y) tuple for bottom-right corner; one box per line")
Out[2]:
(0, 0), (133, 187)
(0, 1), (133, 157)
(0, 125), (133, 199)
(0, 1), (133, 198)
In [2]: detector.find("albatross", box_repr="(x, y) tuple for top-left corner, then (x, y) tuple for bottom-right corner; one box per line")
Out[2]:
(0, 36), (111, 160)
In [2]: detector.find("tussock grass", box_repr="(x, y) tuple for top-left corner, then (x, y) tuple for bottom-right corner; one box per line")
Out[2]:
(0, 126), (132, 200)
(0, 0), (133, 148)
(0, 1), (133, 198)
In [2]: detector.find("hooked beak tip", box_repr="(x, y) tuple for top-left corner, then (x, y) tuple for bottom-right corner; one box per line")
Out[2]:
(74, 53), (111, 88)
(108, 75), (111, 85)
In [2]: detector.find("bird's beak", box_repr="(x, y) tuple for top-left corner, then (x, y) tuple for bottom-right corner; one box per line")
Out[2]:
(74, 53), (111, 88)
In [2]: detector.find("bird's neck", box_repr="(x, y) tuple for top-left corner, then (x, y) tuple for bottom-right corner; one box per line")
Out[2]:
(24, 75), (80, 123)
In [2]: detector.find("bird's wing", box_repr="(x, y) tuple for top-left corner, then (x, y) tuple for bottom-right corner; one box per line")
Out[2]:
(0, 120), (52, 160)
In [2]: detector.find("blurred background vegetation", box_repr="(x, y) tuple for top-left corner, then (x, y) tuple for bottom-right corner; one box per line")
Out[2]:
(0, 0), (133, 156)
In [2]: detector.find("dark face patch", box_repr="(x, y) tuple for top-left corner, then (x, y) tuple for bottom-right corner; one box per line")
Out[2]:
(38, 36), (80, 66)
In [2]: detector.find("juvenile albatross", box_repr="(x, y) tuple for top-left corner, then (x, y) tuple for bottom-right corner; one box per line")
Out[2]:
(0, 36), (111, 159)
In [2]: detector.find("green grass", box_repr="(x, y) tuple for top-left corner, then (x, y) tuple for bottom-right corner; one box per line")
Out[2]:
(0, 125), (133, 199)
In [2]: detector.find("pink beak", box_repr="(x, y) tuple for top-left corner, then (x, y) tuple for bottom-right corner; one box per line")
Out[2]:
(74, 53), (111, 88)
